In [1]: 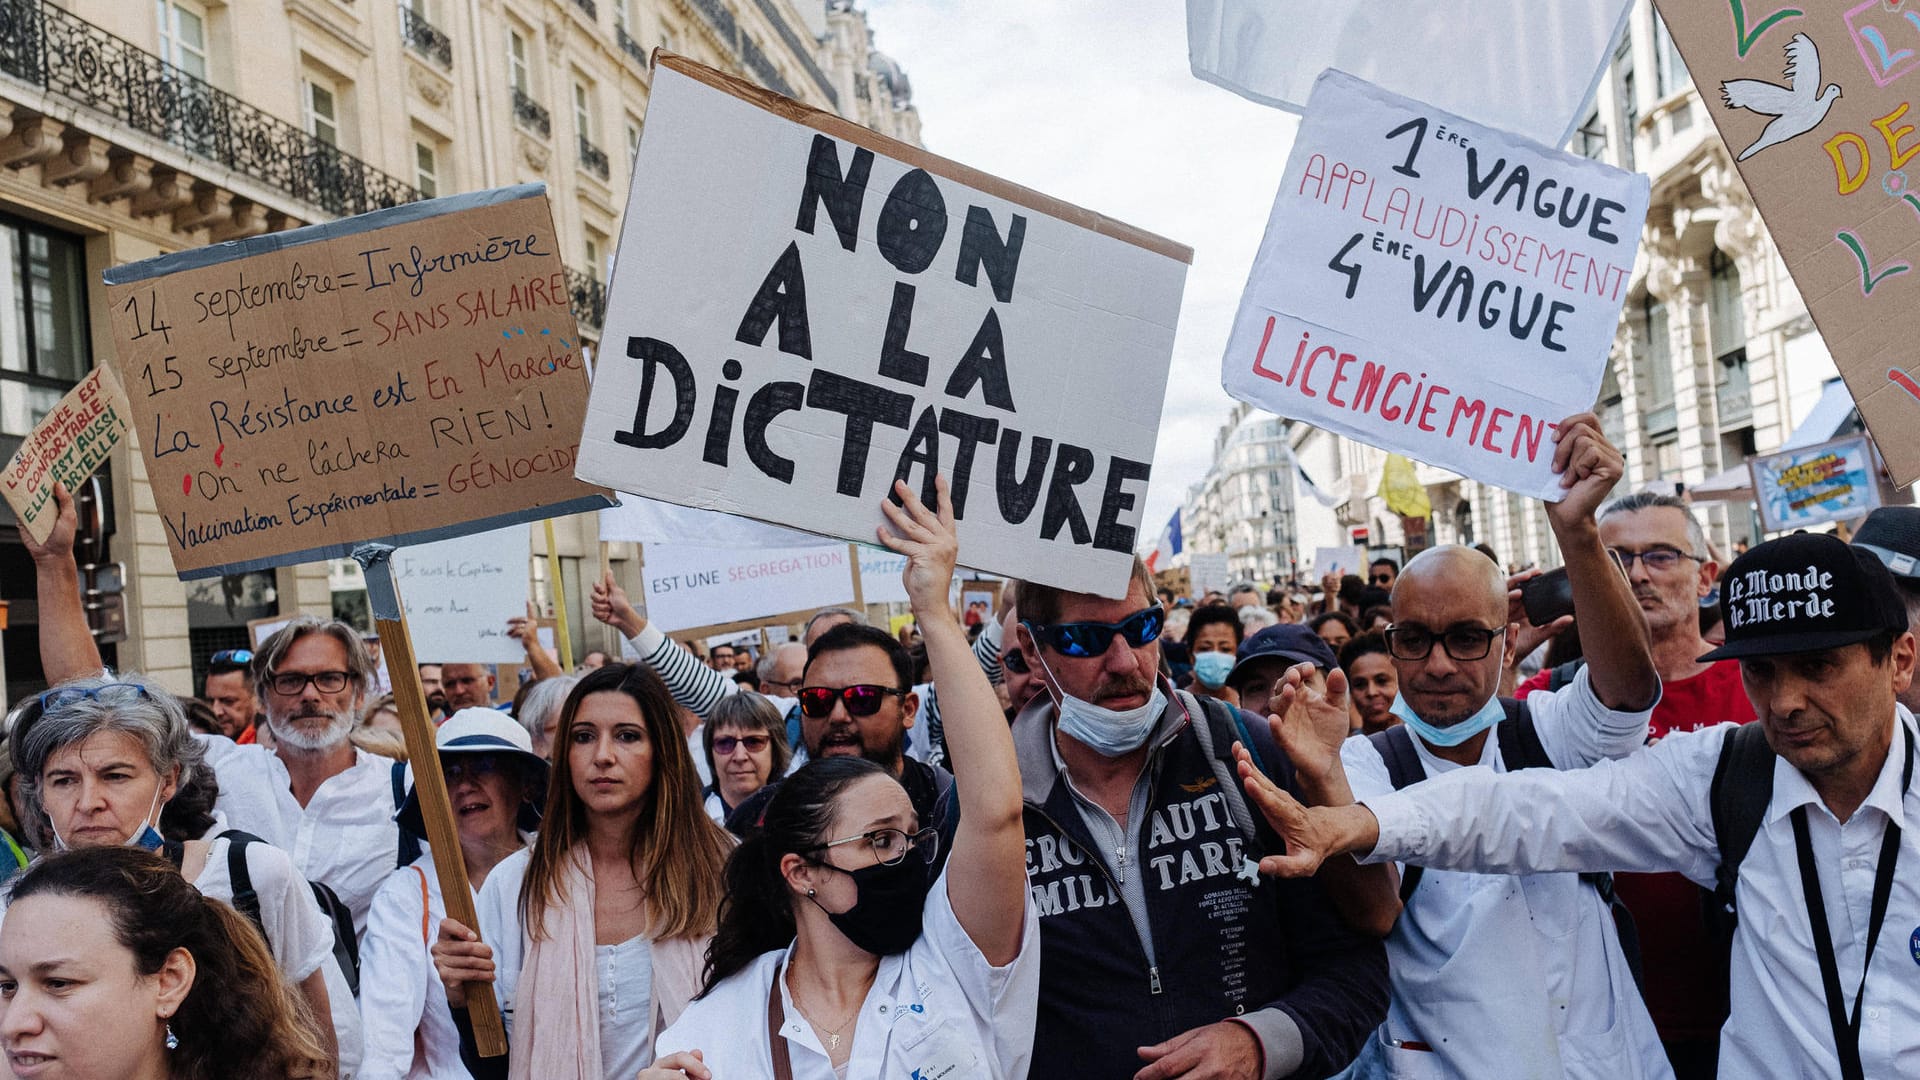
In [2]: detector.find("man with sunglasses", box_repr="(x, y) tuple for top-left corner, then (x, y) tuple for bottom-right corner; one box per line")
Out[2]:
(1293, 412), (1667, 1080)
(1012, 557), (1390, 1080)
(1369, 558), (1399, 592)
(204, 648), (262, 743)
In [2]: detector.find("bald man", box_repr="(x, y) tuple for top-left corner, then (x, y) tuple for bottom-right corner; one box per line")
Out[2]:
(1260, 413), (1666, 1079)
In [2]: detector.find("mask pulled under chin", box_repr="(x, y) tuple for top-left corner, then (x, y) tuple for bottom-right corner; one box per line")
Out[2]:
(1389, 691), (1503, 748)
(1031, 647), (1169, 757)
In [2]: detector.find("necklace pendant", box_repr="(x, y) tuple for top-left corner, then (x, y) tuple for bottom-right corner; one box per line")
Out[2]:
(827, 1033), (841, 1051)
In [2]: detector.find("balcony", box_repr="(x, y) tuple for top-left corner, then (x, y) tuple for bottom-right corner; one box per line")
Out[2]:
(399, 5), (453, 70)
(616, 27), (647, 68)
(512, 87), (550, 138)
(686, 0), (838, 106)
(566, 268), (606, 331)
(0, 0), (420, 219)
(739, 35), (797, 98)
(569, 0), (597, 20)
(578, 135), (608, 181)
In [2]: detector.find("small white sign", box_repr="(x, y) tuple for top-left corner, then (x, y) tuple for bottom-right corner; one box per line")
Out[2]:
(1189, 552), (1233, 596)
(394, 526), (532, 663)
(642, 543), (857, 633)
(1313, 545), (1368, 577)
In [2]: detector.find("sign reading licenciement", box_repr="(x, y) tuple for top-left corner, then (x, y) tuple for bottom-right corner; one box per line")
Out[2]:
(1222, 72), (1648, 500)
(575, 55), (1191, 599)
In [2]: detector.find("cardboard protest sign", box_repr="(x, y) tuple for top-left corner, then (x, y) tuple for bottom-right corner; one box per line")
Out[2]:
(1749, 435), (1881, 533)
(101, 185), (613, 579)
(392, 525), (533, 663)
(1651, 3), (1920, 487)
(1313, 545), (1368, 576)
(575, 55), (1191, 599)
(2, 366), (132, 543)
(1222, 72), (1649, 500)
(642, 542), (857, 633)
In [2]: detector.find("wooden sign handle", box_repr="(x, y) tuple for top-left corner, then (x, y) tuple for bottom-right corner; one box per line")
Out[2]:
(356, 545), (508, 1058)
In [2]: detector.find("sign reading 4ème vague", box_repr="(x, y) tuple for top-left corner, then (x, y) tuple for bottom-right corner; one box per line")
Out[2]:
(102, 186), (613, 578)
(2, 366), (132, 544)
(575, 55), (1191, 599)
(1223, 71), (1649, 500)
(1652, 2), (1920, 486)
(1749, 435), (1881, 534)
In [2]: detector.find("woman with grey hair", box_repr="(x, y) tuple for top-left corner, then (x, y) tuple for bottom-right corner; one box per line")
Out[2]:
(10, 672), (355, 1074)
(700, 692), (792, 823)
(515, 674), (579, 761)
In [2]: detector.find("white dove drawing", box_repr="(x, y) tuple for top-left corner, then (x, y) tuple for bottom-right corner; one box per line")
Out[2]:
(1721, 33), (1842, 161)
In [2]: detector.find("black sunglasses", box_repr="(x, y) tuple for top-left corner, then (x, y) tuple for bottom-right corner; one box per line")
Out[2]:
(1024, 606), (1165, 659)
(797, 684), (907, 719)
(1001, 647), (1029, 675)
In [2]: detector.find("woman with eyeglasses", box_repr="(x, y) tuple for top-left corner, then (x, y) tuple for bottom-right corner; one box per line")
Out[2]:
(430, 662), (731, 1080)
(647, 477), (1036, 1080)
(700, 693), (791, 824)
(7, 674), (350, 1074)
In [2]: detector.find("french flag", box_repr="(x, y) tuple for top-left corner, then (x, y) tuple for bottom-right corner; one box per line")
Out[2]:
(1146, 510), (1183, 572)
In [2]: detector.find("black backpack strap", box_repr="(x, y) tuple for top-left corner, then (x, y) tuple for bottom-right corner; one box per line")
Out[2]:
(1366, 726), (1428, 900)
(1710, 722), (1778, 927)
(220, 831), (267, 940)
(393, 760), (423, 867)
(1547, 658), (1587, 692)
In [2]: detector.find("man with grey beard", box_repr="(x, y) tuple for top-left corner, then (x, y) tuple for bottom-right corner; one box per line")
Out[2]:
(236, 615), (402, 938)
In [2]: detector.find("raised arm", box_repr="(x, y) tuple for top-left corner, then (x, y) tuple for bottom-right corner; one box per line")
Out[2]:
(1547, 413), (1658, 712)
(507, 601), (562, 681)
(591, 569), (738, 716)
(24, 482), (105, 683)
(879, 477), (1025, 965)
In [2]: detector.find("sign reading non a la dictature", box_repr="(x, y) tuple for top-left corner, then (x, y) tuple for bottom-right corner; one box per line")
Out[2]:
(575, 55), (1192, 599)
(101, 186), (613, 578)
(642, 543), (857, 633)
(1222, 71), (1649, 501)
(2, 366), (133, 544)
(1749, 435), (1881, 534)
(1651, 3), (1920, 487)
(392, 525), (533, 663)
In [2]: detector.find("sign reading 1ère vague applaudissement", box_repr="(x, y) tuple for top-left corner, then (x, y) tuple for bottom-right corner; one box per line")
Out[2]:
(574, 54), (1192, 599)
(102, 186), (613, 578)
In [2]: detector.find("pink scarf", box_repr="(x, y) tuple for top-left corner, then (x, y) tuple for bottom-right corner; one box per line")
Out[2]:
(507, 849), (708, 1080)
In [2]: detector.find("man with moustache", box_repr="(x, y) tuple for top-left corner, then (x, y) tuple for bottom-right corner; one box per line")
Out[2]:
(239, 616), (403, 937)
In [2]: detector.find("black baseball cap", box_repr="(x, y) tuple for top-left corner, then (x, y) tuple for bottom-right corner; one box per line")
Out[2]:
(1853, 506), (1920, 581)
(1229, 623), (1339, 687)
(1700, 532), (1909, 661)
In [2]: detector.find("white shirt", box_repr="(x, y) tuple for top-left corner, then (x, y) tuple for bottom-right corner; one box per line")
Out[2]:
(194, 733), (290, 843)
(1339, 665), (1668, 1080)
(472, 848), (657, 1080)
(1363, 706), (1920, 1080)
(655, 866), (1040, 1080)
(358, 850), (472, 1080)
(236, 745), (402, 939)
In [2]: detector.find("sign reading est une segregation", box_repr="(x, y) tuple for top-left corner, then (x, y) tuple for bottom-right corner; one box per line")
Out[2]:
(102, 186), (613, 579)
(1652, 2), (1920, 487)
(574, 55), (1192, 599)
(1750, 435), (1880, 533)
(2, 366), (132, 544)
(642, 543), (857, 634)
(1223, 72), (1649, 501)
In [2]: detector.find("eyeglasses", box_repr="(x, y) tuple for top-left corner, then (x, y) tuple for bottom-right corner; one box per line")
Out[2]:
(797, 684), (907, 719)
(760, 678), (802, 695)
(1024, 606), (1165, 658)
(1370, 573), (1393, 584)
(209, 649), (253, 666)
(714, 734), (772, 756)
(268, 670), (352, 696)
(816, 825), (940, 867)
(1384, 625), (1507, 662)
(1001, 647), (1029, 675)
(1606, 547), (1703, 573)
(38, 682), (154, 713)
(443, 755), (507, 782)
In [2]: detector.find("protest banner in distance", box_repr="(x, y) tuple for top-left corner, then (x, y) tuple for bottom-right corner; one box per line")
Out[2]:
(1651, 3), (1920, 487)
(599, 491), (823, 550)
(2, 366), (133, 544)
(642, 542), (857, 634)
(574, 55), (1191, 599)
(1749, 435), (1881, 533)
(392, 525), (533, 663)
(1313, 545), (1368, 577)
(1188, 551), (1232, 595)
(101, 185), (614, 579)
(1222, 72), (1649, 501)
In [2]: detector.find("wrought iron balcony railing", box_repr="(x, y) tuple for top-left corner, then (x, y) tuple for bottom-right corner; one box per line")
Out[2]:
(512, 86), (551, 138)
(399, 4), (453, 70)
(616, 26), (647, 68)
(739, 34), (796, 99)
(685, 0), (836, 106)
(748, 0), (838, 107)
(578, 135), (609, 180)
(566, 268), (606, 331)
(570, 0), (597, 20)
(0, 0), (422, 219)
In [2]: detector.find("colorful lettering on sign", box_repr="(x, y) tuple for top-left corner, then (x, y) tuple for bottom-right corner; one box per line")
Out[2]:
(1837, 230), (1912, 294)
(1728, 0), (1806, 59)
(1846, 0), (1920, 86)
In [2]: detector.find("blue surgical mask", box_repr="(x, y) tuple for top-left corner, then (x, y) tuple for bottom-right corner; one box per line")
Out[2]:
(1192, 651), (1236, 690)
(1034, 649), (1167, 756)
(1389, 691), (1503, 749)
(50, 789), (166, 852)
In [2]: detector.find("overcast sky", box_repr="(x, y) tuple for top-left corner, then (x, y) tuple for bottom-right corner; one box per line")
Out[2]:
(862, 0), (1297, 544)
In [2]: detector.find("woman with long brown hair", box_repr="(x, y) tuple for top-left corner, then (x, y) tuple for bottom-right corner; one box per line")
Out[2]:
(0, 846), (328, 1079)
(431, 662), (731, 1079)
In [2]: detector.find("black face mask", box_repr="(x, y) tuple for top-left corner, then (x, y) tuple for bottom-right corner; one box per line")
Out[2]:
(810, 857), (932, 956)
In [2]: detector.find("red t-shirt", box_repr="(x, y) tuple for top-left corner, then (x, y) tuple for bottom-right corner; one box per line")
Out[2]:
(1614, 659), (1755, 1042)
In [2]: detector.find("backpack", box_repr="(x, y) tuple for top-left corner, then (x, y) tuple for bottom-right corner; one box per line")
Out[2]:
(1179, 690), (1283, 847)
(1706, 721), (1777, 934)
(168, 830), (364, 997)
(1369, 702), (1645, 989)
(392, 760), (423, 867)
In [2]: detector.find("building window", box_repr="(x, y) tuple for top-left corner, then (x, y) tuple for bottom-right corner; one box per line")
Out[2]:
(1708, 249), (1745, 358)
(509, 29), (531, 95)
(573, 81), (596, 142)
(305, 79), (339, 146)
(156, 0), (209, 79)
(0, 214), (91, 443)
(1576, 109), (1607, 161)
(1654, 13), (1691, 97)
(415, 140), (440, 198)
(584, 233), (603, 279)
(625, 118), (641, 162)
(1642, 294), (1674, 407)
(612, 0), (631, 32)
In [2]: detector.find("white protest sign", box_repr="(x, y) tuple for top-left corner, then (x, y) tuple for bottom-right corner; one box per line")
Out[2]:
(393, 525), (532, 663)
(1313, 545), (1367, 576)
(642, 543), (857, 633)
(857, 545), (911, 606)
(598, 492), (825, 549)
(1222, 72), (1648, 500)
(575, 55), (1191, 599)
(1189, 552), (1232, 595)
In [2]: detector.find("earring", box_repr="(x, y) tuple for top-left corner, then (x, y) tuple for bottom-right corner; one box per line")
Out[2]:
(806, 888), (816, 897)
(165, 1024), (179, 1051)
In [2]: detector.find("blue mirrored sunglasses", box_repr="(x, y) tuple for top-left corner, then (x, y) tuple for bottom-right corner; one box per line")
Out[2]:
(1024, 606), (1165, 658)
(38, 682), (156, 713)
